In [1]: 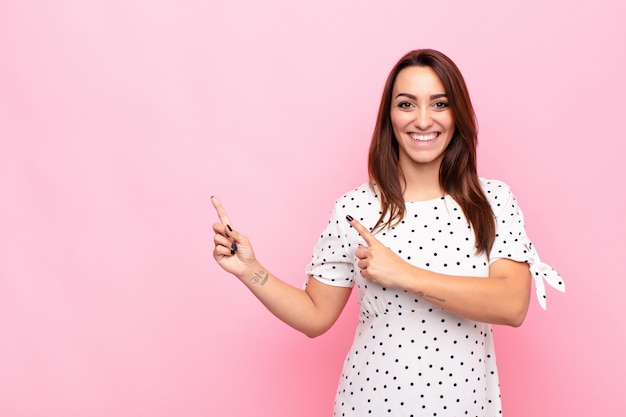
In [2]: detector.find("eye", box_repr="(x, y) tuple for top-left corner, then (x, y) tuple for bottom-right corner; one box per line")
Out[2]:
(432, 101), (449, 110)
(397, 101), (414, 110)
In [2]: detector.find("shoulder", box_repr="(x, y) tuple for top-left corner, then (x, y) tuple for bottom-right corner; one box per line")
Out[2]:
(479, 178), (515, 214)
(333, 181), (378, 208)
(479, 177), (511, 195)
(329, 182), (382, 225)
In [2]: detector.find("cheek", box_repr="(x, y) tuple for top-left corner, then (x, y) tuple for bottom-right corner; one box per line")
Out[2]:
(445, 113), (456, 131)
(390, 110), (410, 131)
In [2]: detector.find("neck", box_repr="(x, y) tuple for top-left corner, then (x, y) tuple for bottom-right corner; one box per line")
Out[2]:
(399, 161), (443, 202)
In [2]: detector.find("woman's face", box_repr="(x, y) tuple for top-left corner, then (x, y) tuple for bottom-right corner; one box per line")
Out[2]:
(390, 65), (455, 172)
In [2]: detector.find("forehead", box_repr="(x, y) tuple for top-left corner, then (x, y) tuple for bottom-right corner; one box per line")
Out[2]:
(392, 66), (446, 95)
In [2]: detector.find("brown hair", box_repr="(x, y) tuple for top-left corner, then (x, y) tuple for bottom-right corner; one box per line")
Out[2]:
(368, 49), (495, 255)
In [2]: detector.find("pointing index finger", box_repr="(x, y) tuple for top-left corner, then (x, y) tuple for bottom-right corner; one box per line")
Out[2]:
(211, 196), (233, 226)
(346, 215), (375, 245)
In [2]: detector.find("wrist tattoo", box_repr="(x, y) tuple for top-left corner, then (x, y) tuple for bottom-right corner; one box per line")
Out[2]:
(250, 267), (269, 286)
(417, 291), (446, 303)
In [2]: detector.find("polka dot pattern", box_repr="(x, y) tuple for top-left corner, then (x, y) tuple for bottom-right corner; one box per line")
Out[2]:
(305, 179), (554, 416)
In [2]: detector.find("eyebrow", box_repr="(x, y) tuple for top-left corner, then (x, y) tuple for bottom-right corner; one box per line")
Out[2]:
(395, 93), (447, 100)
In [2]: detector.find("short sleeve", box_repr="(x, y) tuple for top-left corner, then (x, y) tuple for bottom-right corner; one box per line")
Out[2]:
(304, 204), (355, 288)
(488, 183), (565, 309)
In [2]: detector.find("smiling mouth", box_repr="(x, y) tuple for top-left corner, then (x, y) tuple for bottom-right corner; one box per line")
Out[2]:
(410, 133), (439, 142)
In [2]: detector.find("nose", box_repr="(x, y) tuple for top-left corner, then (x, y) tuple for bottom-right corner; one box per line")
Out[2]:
(413, 107), (433, 130)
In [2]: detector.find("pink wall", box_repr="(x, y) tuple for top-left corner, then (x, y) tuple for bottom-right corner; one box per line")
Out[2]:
(1, 1), (624, 416)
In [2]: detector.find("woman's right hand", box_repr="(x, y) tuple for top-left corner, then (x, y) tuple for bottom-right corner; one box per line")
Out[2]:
(211, 196), (352, 337)
(211, 196), (259, 280)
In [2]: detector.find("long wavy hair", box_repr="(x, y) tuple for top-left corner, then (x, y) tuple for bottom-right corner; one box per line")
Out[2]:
(368, 49), (495, 255)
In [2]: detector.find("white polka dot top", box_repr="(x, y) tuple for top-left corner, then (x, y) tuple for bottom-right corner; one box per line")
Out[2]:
(305, 178), (564, 417)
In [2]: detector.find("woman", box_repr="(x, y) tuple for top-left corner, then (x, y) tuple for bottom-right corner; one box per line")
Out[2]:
(211, 49), (564, 416)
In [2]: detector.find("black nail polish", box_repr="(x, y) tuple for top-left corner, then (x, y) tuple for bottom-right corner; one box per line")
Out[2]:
(346, 215), (354, 221)
(230, 249), (235, 255)
(227, 224), (233, 232)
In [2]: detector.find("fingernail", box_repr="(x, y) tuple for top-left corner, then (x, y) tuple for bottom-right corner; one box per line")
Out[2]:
(230, 249), (235, 255)
(231, 243), (237, 250)
(210, 195), (214, 199)
(227, 224), (233, 232)
(346, 215), (353, 222)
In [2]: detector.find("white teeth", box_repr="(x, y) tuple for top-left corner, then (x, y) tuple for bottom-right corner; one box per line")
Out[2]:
(410, 133), (438, 141)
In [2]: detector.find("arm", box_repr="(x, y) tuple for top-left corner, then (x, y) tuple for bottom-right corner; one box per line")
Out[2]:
(211, 197), (352, 337)
(348, 216), (531, 327)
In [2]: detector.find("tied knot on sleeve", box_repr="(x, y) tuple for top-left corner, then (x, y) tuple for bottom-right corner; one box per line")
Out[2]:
(525, 242), (565, 310)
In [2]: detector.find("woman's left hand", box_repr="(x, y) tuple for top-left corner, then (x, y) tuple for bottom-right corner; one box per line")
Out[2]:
(347, 215), (532, 326)
(347, 216), (413, 289)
